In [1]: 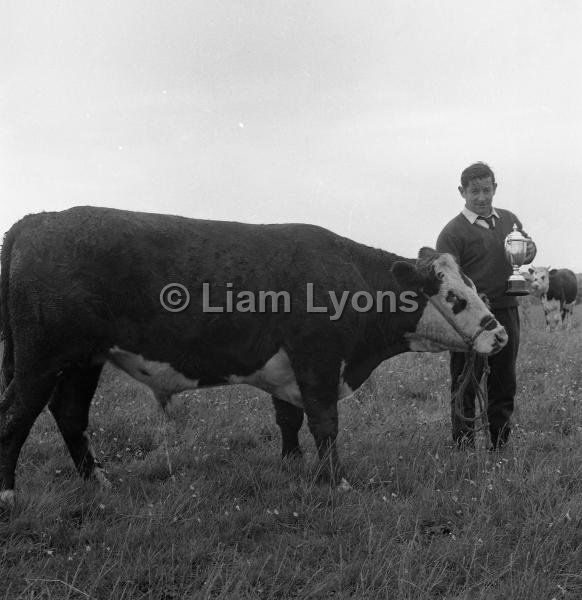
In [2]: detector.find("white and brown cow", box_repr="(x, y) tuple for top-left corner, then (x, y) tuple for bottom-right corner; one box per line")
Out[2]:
(528, 266), (578, 331)
(0, 206), (507, 506)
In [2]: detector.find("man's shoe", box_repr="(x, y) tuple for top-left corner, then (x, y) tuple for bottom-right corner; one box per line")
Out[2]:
(489, 425), (511, 450)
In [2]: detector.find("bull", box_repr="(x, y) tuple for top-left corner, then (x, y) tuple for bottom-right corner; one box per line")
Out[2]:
(0, 206), (508, 506)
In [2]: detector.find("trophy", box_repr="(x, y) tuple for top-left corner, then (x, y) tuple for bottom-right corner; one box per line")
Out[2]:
(504, 224), (531, 296)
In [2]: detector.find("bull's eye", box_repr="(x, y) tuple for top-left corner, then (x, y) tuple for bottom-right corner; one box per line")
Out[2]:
(446, 290), (468, 314)
(436, 271), (445, 280)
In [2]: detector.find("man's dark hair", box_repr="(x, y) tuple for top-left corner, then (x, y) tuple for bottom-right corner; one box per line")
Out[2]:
(460, 162), (496, 189)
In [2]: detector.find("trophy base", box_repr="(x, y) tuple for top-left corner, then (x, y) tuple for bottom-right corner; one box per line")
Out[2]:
(505, 277), (529, 296)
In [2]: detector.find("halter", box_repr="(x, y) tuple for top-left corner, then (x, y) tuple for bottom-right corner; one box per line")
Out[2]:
(421, 290), (497, 351)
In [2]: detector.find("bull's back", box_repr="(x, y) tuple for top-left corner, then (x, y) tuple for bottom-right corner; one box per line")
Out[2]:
(9, 206), (362, 287)
(4, 206), (382, 345)
(549, 269), (578, 304)
(3, 206), (385, 377)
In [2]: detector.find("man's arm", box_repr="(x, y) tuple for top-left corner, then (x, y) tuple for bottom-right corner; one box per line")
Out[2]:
(436, 228), (462, 264)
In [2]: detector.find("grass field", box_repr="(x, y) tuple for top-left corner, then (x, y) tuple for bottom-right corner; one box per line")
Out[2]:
(1, 304), (582, 599)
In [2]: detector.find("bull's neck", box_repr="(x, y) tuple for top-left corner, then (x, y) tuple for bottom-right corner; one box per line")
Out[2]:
(335, 237), (414, 288)
(339, 240), (425, 357)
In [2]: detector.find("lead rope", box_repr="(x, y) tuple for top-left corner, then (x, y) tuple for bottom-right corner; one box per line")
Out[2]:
(421, 291), (492, 440)
(452, 351), (490, 436)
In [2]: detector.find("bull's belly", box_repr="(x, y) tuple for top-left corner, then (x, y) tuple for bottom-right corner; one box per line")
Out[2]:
(227, 348), (303, 406)
(107, 347), (355, 409)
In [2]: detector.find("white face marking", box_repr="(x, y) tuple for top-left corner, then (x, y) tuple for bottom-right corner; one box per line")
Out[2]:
(529, 267), (550, 296)
(406, 253), (507, 354)
(228, 349), (303, 408)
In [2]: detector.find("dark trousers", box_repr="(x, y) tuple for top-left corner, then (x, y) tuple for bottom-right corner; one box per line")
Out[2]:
(450, 306), (520, 448)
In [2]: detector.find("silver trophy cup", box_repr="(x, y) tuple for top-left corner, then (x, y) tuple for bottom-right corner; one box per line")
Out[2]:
(504, 224), (531, 296)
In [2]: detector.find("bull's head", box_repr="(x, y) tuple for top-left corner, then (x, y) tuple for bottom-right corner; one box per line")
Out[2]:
(392, 247), (508, 355)
(527, 266), (550, 297)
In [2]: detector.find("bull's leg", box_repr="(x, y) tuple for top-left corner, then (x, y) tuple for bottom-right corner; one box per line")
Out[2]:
(568, 305), (575, 329)
(0, 373), (58, 505)
(303, 397), (341, 483)
(563, 303), (575, 330)
(271, 396), (304, 459)
(544, 310), (554, 332)
(48, 365), (109, 487)
(288, 343), (343, 483)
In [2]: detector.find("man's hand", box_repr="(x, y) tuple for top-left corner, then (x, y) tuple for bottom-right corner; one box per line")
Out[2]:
(524, 239), (537, 265)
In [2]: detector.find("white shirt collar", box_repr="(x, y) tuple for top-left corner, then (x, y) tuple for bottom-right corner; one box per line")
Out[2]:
(461, 206), (500, 224)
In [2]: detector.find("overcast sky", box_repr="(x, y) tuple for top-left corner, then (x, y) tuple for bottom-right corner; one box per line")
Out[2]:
(2, 1), (581, 270)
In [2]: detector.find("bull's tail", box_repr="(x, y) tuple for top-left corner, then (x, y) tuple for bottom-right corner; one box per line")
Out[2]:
(0, 225), (18, 394)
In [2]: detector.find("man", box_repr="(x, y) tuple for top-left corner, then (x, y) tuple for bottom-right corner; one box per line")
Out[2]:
(436, 162), (536, 449)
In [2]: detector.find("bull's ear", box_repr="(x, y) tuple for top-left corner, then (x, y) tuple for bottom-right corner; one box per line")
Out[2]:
(417, 247), (438, 268)
(392, 261), (422, 288)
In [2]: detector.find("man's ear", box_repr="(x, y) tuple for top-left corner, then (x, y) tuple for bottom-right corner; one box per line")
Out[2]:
(458, 185), (466, 199)
(392, 261), (422, 289)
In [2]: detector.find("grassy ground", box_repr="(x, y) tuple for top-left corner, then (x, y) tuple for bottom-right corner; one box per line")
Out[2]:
(1, 305), (582, 599)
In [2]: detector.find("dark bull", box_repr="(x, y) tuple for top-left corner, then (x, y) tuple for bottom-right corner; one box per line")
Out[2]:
(0, 207), (507, 506)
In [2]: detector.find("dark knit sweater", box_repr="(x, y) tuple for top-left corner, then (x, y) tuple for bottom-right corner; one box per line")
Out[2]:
(436, 208), (529, 309)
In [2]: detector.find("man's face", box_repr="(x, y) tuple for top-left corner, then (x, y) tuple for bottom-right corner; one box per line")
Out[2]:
(459, 176), (497, 216)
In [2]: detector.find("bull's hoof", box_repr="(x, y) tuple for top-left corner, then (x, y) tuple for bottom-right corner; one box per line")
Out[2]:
(281, 454), (304, 478)
(336, 477), (353, 492)
(93, 467), (112, 490)
(313, 463), (345, 487)
(281, 449), (303, 462)
(0, 489), (15, 511)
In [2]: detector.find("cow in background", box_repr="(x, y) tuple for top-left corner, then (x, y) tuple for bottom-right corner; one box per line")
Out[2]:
(528, 267), (578, 331)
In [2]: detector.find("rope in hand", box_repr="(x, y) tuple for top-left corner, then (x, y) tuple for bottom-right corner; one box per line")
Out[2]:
(452, 351), (490, 435)
(419, 291), (493, 439)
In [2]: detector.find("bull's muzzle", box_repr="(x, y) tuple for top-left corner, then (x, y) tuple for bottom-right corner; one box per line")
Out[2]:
(490, 326), (508, 355)
(471, 316), (508, 355)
